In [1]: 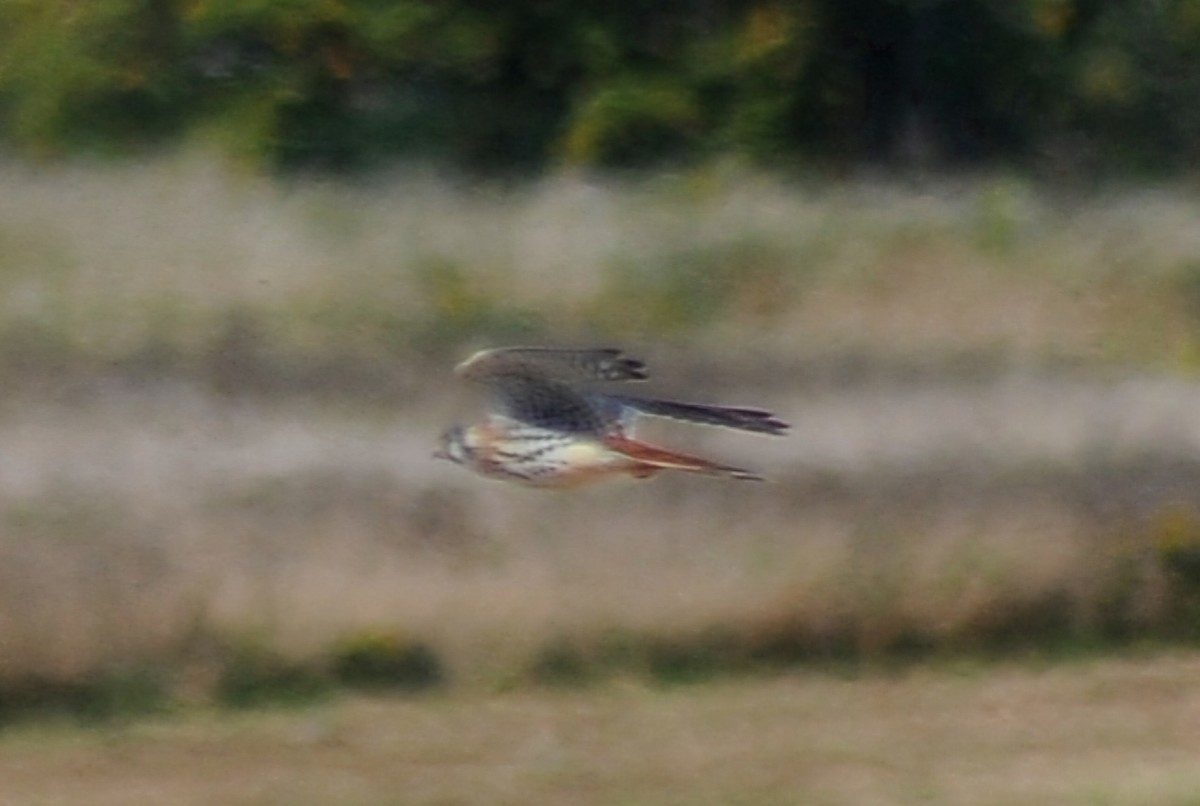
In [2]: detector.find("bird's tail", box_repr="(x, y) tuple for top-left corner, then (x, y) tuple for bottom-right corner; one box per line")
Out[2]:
(604, 434), (764, 482)
(610, 396), (789, 435)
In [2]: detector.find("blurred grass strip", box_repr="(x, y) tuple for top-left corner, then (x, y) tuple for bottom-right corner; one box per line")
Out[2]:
(0, 466), (1198, 724)
(0, 158), (1199, 383)
(0, 158), (1197, 722)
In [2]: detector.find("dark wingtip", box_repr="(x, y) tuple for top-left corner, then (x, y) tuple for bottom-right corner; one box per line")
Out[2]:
(599, 348), (649, 381)
(728, 407), (791, 435)
(763, 417), (790, 436)
(623, 359), (649, 381)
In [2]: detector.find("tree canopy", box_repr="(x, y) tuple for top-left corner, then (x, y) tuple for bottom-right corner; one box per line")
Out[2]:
(1, 0), (1198, 172)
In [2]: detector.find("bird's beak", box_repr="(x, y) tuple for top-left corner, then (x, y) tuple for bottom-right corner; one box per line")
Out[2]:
(432, 447), (448, 461)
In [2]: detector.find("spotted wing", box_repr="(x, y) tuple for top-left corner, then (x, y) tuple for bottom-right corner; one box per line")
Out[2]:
(456, 347), (647, 384)
(456, 347), (644, 435)
(454, 346), (789, 437)
(487, 374), (611, 434)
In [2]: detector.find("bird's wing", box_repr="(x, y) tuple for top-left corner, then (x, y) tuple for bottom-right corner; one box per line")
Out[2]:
(486, 374), (611, 434)
(454, 347), (789, 437)
(456, 348), (645, 435)
(455, 347), (647, 384)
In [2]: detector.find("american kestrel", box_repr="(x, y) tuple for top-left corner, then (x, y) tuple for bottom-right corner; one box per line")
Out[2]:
(434, 347), (788, 488)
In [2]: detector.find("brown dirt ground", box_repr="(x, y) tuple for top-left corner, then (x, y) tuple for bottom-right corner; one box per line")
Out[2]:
(1, 652), (1199, 806)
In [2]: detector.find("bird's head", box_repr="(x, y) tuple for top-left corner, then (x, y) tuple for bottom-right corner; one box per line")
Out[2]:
(433, 424), (471, 465)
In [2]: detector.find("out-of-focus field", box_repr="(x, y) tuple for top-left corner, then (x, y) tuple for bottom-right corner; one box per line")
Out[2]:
(2, 155), (1200, 720)
(3, 654), (1200, 805)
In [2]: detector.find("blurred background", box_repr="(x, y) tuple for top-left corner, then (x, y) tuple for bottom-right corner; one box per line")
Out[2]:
(1, 0), (1200, 769)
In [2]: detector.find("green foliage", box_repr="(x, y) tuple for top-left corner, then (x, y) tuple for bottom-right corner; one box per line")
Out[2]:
(973, 178), (1030, 254)
(2, 0), (1199, 170)
(0, 668), (171, 727)
(1150, 504), (1200, 635)
(216, 641), (332, 708)
(562, 76), (700, 167)
(0, 0), (189, 155)
(640, 629), (748, 685)
(527, 637), (601, 687)
(1064, 2), (1200, 169)
(526, 629), (748, 687)
(331, 631), (444, 692)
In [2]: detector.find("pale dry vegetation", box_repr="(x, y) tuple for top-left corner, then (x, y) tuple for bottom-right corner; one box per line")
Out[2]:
(2, 156), (1200, 367)
(1, 156), (1200, 719)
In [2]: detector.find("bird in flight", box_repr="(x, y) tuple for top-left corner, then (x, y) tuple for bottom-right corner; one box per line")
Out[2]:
(434, 347), (788, 488)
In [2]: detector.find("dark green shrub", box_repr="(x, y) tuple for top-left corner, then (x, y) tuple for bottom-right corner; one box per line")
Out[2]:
(331, 631), (444, 692)
(0, 668), (171, 727)
(216, 642), (331, 709)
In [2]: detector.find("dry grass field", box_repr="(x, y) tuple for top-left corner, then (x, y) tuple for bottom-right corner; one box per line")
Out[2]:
(2, 653), (1200, 805)
(1, 156), (1200, 801)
